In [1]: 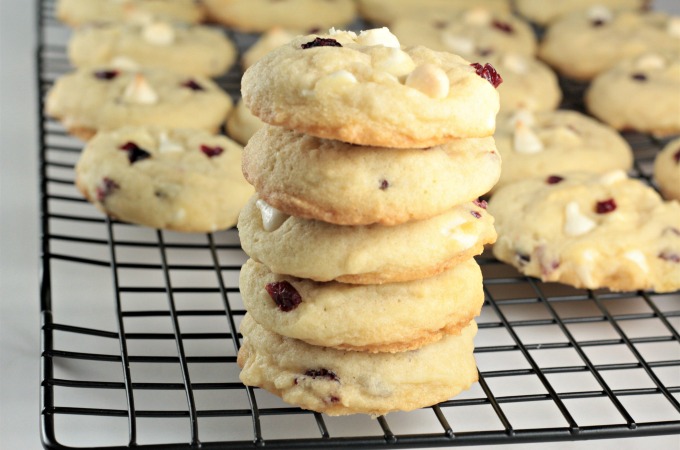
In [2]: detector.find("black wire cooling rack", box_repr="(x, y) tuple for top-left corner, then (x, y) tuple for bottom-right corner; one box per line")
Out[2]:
(38, 1), (680, 448)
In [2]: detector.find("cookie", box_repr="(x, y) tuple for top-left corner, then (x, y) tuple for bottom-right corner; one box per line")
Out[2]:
(226, 99), (264, 146)
(516, 0), (648, 26)
(243, 124), (501, 225)
(585, 51), (680, 136)
(203, 0), (356, 33)
(238, 314), (478, 416)
(56, 0), (205, 27)
(238, 195), (496, 284)
(241, 28), (502, 148)
(75, 127), (254, 232)
(68, 21), (237, 78)
(242, 27), (299, 70)
(493, 110), (633, 191)
(46, 67), (232, 140)
(391, 9), (537, 59)
(655, 138), (680, 201)
(488, 171), (680, 293)
(538, 8), (680, 80)
(240, 258), (483, 353)
(357, 0), (510, 26)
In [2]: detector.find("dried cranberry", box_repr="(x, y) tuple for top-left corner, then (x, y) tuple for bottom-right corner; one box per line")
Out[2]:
(492, 20), (514, 34)
(119, 141), (151, 164)
(658, 251), (680, 263)
(200, 144), (223, 158)
(328, 396), (341, 403)
(664, 227), (680, 236)
(631, 73), (647, 82)
(379, 179), (389, 190)
(471, 210), (482, 219)
(470, 62), (503, 88)
(674, 148), (680, 164)
(96, 177), (119, 202)
(478, 48), (494, 57)
(546, 175), (564, 185)
(473, 198), (488, 209)
(94, 70), (119, 80)
(265, 281), (302, 312)
(595, 198), (617, 214)
(301, 37), (342, 49)
(433, 20), (448, 29)
(304, 369), (339, 382)
(591, 19), (606, 27)
(182, 79), (204, 91)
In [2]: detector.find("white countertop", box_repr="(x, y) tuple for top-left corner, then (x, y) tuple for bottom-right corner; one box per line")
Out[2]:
(1, 1), (679, 449)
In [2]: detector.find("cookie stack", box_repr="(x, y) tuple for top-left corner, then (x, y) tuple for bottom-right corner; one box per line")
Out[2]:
(236, 28), (502, 416)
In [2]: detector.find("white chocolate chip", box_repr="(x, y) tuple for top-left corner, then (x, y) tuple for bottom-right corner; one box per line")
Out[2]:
(667, 17), (680, 38)
(158, 131), (183, 153)
(587, 5), (613, 23)
(373, 47), (416, 77)
(564, 202), (596, 237)
(463, 7), (492, 25)
(405, 64), (450, 99)
(507, 109), (535, 128)
(624, 250), (649, 273)
(123, 73), (158, 105)
(143, 22), (175, 46)
(328, 27), (357, 39)
(110, 56), (139, 70)
(314, 70), (358, 92)
(576, 250), (597, 287)
(256, 199), (289, 232)
(502, 53), (528, 74)
(513, 121), (544, 154)
(441, 33), (475, 55)
(174, 208), (186, 221)
(356, 27), (401, 48)
(599, 170), (627, 185)
(635, 54), (666, 70)
(448, 231), (478, 249)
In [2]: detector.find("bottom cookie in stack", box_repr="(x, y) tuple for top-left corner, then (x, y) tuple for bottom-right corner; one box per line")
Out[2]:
(238, 314), (478, 417)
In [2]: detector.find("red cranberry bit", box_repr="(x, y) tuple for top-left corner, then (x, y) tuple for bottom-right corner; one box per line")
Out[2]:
(591, 19), (606, 27)
(631, 73), (647, 82)
(478, 48), (495, 57)
(94, 70), (119, 80)
(200, 144), (223, 158)
(473, 198), (488, 209)
(673, 148), (680, 164)
(546, 175), (564, 185)
(470, 62), (503, 88)
(304, 369), (339, 382)
(301, 37), (342, 49)
(119, 141), (151, 164)
(96, 177), (119, 202)
(265, 281), (302, 312)
(595, 198), (617, 214)
(433, 20), (448, 29)
(471, 210), (482, 219)
(492, 20), (514, 34)
(328, 396), (341, 403)
(181, 79), (204, 91)
(658, 250), (680, 263)
(379, 179), (389, 190)
(664, 227), (680, 236)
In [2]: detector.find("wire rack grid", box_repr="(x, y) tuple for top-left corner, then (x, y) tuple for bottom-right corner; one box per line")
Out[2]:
(37, 1), (680, 449)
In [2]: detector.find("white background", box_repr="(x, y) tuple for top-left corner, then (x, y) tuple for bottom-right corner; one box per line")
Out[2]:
(1, 0), (680, 449)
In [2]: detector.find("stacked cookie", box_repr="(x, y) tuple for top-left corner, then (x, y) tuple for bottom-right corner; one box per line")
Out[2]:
(236, 28), (502, 416)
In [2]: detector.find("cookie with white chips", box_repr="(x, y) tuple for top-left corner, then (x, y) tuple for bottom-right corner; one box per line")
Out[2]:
(489, 171), (680, 293)
(56, 0), (205, 26)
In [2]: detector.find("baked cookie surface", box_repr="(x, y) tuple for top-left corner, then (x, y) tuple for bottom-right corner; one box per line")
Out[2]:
(238, 314), (478, 416)
(204, 0), (356, 32)
(242, 28), (299, 70)
(516, 0), (648, 26)
(226, 99), (264, 146)
(488, 171), (680, 293)
(75, 127), (253, 232)
(243, 125), (501, 225)
(46, 67), (232, 140)
(357, 0), (510, 25)
(538, 9), (680, 80)
(57, 0), (205, 26)
(493, 110), (633, 190)
(585, 51), (680, 136)
(241, 28), (501, 148)
(238, 196), (496, 284)
(68, 21), (236, 77)
(655, 138), (680, 201)
(240, 258), (484, 352)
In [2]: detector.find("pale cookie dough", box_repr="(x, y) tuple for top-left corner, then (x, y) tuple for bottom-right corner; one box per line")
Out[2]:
(203, 0), (356, 32)
(238, 195), (496, 284)
(226, 99), (264, 145)
(240, 258), (484, 353)
(516, 0), (648, 26)
(493, 110), (633, 190)
(655, 138), (680, 201)
(391, 9), (537, 59)
(538, 9), (680, 80)
(56, 0), (205, 26)
(68, 21), (237, 78)
(586, 51), (680, 136)
(242, 27), (299, 70)
(489, 172), (680, 293)
(244, 125), (501, 225)
(357, 0), (510, 26)
(75, 127), (254, 232)
(46, 67), (232, 140)
(238, 314), (478, 416)
(241, 28), (501, 148)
